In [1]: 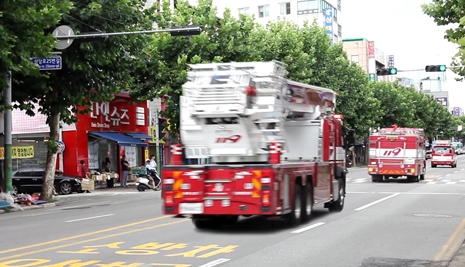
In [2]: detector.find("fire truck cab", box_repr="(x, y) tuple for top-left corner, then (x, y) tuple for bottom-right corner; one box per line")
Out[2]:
(368, 126), (427, 182)
(431, 140), (457, 168)
(161, 61), (355, 229)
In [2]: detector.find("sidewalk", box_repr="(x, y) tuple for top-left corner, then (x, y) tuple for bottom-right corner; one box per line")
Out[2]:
(0, 182), (146, 214)
(447, 241), (465, 267)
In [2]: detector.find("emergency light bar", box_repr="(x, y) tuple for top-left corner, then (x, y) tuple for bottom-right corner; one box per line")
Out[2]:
(332, 114), (343, 119)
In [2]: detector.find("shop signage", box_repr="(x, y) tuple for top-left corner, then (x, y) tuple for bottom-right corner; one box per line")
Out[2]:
(90, 102), (130, 128)
(0, 146), (34, 159)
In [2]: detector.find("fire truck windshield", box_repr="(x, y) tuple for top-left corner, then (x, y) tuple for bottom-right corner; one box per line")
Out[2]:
(433, 147), (452, 154)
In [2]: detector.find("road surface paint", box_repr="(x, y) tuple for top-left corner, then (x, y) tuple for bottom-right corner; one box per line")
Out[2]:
(0, 219), (189, 261)
(434, 218), (465, 261)
(65, 214), (114, 223)
(0, 259), (191, 267)
(0, 216), (171, 255)
(354, 193), (400, 211)
(58, 242), (238, 258)
(291, 222), (326, 234)
(348, 191), (465, 196)
(198, 258), (230, 267)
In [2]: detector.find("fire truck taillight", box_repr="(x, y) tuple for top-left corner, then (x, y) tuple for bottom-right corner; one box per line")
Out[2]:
(409, 169), (415, 173)
(368, 167), (374, 172)
(165, 191), (174, 206)
(262, 190), (270, 207)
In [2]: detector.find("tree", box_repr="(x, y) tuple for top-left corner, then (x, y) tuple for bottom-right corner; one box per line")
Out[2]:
(130, 0), (261, 139)
(0, 0), (72, 77)
(422, 1), (465, 79)
(11, 0), (156, 200)
(252, 21), (380, 139)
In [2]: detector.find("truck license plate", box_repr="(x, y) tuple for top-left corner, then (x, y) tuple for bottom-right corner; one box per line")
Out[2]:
(179, 203), (203, 214)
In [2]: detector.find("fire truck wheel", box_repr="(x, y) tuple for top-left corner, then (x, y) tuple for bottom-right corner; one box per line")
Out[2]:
(191, 215), (225, 229)
(285, 184), (303, 226)
(371, 175), (382, 182)
(302, 183), (313, 222)
(328, 179), (345, 212)
(431, 164), (437, 168)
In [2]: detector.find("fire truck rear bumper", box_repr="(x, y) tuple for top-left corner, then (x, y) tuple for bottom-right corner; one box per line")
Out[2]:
(431, 161), (454, 165)
(164, 201), (275, 216)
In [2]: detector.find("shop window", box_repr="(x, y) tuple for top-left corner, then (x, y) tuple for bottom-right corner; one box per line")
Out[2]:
(351, 55), (359, 65)
(280, 2), (291, 15)
(124, 146), (140, 167)
(258, 5), (270, 18)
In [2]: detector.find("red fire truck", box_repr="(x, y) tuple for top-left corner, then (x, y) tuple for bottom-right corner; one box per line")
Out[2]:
(161, 61), (355, 228)
(367, 126), (427, 182)
(431, 140), (457, 168)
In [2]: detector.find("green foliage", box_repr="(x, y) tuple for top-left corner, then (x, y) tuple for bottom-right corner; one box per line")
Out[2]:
(0, 0), (72, 81)
(11, 0), (156, 125)
(128, 0), (459, 142)
(422, 0), (465, 80)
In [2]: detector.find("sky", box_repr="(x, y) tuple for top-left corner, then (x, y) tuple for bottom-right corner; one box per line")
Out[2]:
(343, 0), (464, 110)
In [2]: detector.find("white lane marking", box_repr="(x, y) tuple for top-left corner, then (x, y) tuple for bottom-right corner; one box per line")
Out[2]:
(454, 171), (458, 173)
(446, 174), (451, 176)
(426, 182), (437, 184)
(459, 180), (465, 183)
(446, 182), (457, 185)
(461, 168), (464, 171)
(354, 193), (400, 211)
(348, 192), (465, 196)
(442, 180), (451, 181)
(65, 214), (114, 223)
(198, 258), (231, 267)
(291, 222), (326, 234)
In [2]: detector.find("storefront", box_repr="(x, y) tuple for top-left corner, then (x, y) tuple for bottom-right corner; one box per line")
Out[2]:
(62, 93), (151, 183)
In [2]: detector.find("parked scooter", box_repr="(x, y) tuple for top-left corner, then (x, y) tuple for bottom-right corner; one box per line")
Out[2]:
(135, 171), (161, 191)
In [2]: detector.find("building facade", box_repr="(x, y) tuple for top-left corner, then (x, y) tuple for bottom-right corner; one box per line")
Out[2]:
(147, 0), (343, 42)
(0, 93), (151, 184)
(342, 38), (393, 82)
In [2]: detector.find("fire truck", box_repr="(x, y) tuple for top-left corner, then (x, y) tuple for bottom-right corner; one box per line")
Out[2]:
(161, 61), (355, 229)
(431, 140), (457, 168)
(367, 126), (427, 182)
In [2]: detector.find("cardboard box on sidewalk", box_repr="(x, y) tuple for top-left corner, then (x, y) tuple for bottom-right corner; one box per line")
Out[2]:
(81, 178), (95, 191)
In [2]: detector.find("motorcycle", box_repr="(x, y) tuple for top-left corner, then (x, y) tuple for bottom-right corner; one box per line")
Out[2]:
(135, 171), (161, 192)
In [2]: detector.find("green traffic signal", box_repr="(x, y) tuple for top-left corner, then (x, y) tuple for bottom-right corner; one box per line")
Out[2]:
(425, 65), (447, 72)
(389, 68), (397, 75)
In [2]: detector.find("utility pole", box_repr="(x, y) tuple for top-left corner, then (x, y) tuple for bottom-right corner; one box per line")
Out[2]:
(155, 110), (160, 174)
(2, 71), (12, 193)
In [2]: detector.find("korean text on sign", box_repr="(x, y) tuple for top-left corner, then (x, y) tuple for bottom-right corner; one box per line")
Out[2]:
(0, 146), (35, 159)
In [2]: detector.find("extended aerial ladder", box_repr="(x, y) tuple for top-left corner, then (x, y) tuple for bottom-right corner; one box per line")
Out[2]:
(179, 61), (337, 163)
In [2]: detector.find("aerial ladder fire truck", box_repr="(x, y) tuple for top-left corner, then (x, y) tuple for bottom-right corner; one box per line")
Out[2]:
(161, 61), (355, 229)
(367, 126), (427, 182)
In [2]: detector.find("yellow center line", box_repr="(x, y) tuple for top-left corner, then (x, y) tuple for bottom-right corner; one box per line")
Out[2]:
(434, 218), (465, 261)
(0, 219), (190, 261)
(0, 215), (171, 255)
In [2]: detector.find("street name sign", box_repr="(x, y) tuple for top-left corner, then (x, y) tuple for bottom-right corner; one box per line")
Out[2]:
(32, 56), (62, 71)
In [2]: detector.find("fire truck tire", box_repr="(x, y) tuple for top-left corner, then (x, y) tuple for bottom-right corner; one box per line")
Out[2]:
(191, 215), (237, 229)
(328, 179), (345, 212)
(371, 175), (382, 182)
(285, 184), (304, 226)
(302, 183), (313, 222)
(431, 164), (437, 168)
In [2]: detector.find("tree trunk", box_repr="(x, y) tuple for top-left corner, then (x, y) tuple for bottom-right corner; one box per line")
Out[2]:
(41, 113), (60, 201)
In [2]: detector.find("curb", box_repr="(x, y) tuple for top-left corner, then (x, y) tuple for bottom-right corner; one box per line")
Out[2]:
(0, 202), (56, 214)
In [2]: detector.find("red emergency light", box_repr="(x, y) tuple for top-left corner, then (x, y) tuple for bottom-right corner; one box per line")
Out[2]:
(332, 114), (344, 119)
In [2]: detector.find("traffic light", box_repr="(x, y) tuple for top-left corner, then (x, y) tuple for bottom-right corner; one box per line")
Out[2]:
(376, 68), (397, 76)
(425, 65), (447, 72)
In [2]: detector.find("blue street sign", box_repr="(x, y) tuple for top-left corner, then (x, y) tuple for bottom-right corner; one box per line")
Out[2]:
(32, 56), (62, 71)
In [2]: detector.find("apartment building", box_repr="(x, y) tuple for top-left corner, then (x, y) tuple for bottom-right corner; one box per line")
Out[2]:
(146, 0), (343, 43)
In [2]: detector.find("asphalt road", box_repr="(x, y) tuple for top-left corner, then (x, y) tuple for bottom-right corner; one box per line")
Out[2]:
(1, 157), (465, 267)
